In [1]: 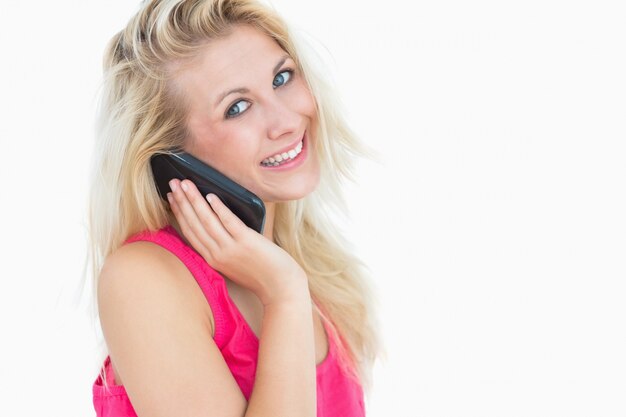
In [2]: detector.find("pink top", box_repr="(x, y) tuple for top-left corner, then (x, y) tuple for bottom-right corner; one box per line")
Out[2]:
(92, 225), (365, 417)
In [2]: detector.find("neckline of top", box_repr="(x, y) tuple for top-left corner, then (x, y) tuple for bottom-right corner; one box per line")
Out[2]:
(160, 224), (334, 370)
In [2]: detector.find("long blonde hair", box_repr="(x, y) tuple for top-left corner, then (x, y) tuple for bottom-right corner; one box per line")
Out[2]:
(88, 0), (382, 394)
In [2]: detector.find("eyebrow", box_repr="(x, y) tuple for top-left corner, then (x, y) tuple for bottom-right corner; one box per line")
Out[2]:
(214, 54), (291, 108)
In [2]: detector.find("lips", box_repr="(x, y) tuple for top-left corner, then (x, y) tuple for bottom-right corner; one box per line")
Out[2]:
(261, 141), (303, 166)
(260, 131), (305, 164)
(261, 134), (305, 167)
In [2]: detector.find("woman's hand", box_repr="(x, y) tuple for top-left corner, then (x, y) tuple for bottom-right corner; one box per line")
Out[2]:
(167, 179), (308, 306)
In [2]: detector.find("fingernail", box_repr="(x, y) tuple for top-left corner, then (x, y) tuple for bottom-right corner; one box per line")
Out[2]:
(169, 179), (177, 192)
(181, 181), (188, 192)
(206, 194), (213, 204)
(166, 192), (172, 202)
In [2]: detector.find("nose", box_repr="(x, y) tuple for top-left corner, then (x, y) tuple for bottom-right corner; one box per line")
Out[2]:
(263, 94), (301, 141)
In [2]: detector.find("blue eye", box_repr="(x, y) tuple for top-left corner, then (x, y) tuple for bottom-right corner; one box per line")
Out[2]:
(225, 100), (251, 118)
(225, 69), (293, 119)
(272, 69), (293, 88)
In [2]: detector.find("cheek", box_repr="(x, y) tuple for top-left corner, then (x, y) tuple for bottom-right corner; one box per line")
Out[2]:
(215, 140), (262, 182)
(187, 126), (256, 173)
(291, 80), (317, 117)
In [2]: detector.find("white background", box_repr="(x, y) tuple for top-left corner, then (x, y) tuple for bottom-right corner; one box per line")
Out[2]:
(1, 0), (625, 416)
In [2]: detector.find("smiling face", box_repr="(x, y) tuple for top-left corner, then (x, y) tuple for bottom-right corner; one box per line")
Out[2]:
(171, 24), (321, 203)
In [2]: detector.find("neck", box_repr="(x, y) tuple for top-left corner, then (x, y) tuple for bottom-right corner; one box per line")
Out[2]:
(262, 201), (276, 243)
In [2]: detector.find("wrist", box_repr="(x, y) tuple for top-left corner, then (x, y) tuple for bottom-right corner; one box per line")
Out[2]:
(259, 270), (310, 307)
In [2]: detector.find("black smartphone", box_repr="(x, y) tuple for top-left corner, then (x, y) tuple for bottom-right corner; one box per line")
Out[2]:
(150, 152), (266, 234)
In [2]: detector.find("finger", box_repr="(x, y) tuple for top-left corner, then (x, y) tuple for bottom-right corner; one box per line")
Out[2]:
(179, 179), (233, 244)
(205, 193), (248, 239)
(166, 191), (213, 258)
(169, 180), (222, 255)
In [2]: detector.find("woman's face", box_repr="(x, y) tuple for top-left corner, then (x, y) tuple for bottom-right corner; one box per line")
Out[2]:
(172, 24), (321, 203)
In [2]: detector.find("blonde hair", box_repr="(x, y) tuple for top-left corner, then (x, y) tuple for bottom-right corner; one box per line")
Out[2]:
(88, 0), (383, 395)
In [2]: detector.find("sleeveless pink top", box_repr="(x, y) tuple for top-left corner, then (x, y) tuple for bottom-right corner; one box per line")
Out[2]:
(92, 225), (365, 416)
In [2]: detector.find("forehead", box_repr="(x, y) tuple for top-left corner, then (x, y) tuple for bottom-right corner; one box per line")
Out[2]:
(171, 24), (288, 105)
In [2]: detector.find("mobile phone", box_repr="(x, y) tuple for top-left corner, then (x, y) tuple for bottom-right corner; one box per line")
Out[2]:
(150, 152), (266, 234)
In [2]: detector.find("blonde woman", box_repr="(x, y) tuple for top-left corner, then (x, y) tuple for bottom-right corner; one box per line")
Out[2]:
(89, 1), (382, 416)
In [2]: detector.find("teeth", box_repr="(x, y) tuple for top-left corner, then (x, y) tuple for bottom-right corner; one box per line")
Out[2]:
(261, 139), (304, 167)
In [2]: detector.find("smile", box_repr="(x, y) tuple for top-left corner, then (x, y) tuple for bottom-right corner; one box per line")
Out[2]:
(261, 138), (304, 167)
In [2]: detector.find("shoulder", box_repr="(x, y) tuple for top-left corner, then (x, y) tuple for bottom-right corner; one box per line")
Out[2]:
(96, 241), (248, 415)
(100, 239), (188, 287)
(98, 240), (215, 338)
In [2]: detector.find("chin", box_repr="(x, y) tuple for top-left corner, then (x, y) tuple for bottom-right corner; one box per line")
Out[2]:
(261, 173), (320, 203)
(263, 188), (315, 203)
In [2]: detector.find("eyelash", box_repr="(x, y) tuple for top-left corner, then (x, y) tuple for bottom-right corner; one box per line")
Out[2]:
(224, 68), (295, 120)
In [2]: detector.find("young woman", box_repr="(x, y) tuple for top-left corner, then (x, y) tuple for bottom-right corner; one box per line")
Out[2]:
(89, 1), (381, 416)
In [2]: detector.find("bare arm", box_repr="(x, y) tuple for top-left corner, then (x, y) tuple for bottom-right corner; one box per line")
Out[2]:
(246, 285), (316, 417)
(166, 178), (320, 415)
(98, 241), (316, 417)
